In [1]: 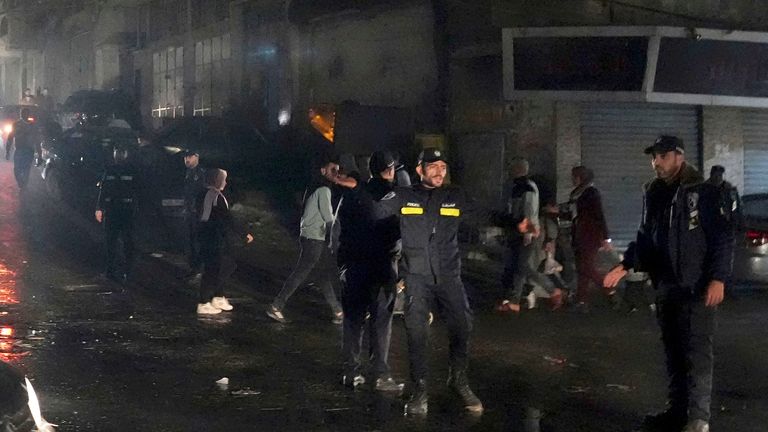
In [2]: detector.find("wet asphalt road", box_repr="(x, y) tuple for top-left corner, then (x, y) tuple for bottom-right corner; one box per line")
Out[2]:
(0, 159), (767, 432)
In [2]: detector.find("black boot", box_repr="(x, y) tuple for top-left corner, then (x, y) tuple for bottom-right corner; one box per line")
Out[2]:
(447, 369), (484, 413)
(404, 379), (428, 415)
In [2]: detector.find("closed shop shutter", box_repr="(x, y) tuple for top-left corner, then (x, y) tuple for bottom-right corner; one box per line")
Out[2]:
(580, 103), (700, 250)
(743, 109), (768, 195)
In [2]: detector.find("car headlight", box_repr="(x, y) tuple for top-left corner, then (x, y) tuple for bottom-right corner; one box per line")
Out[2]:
(3, 123), (12, 134)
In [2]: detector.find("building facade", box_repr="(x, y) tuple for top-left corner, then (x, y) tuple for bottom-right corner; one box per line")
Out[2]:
(1, 0), (768, 247)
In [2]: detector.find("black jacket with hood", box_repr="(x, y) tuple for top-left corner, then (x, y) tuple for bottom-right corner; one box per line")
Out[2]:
(622, 163), (733, 293)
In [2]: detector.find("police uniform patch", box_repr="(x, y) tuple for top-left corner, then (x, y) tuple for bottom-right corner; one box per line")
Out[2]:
(688, 192), (700, 230)
(687, 192), (699, 211)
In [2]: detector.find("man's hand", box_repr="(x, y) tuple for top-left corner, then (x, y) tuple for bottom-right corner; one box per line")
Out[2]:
(95, 210), (103, 223)
(245, 233), (254, 244)
(603, 264), (627, 289)
(705, 280), (725, 307)
(333, 174), (357, 189)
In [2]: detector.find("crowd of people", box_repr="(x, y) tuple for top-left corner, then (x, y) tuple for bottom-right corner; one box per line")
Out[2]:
(4, 119), (740, 431)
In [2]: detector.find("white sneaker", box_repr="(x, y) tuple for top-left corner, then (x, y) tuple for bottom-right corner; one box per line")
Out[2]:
(526, 291), (537, 309)
(211, 296), (233, 311)
(197, 302), (222, 315)
(682, 420), (709, 432)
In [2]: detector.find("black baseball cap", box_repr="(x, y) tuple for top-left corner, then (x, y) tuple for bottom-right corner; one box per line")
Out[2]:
(369, 150), (395, 175)
(181, 149), (200, 157)
(418, 147), (448, 164)
(644, 135), (685, 155)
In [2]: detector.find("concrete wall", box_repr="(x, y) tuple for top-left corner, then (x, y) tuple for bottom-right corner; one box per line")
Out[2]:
(300, 2), (439, 130)
(703, 106), (745, 192)
(554, 102), (581, 203)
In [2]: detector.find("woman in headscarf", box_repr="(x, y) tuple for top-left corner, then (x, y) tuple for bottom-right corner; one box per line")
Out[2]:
(196, 168), (253, 315)
(569, 166), (611, 310)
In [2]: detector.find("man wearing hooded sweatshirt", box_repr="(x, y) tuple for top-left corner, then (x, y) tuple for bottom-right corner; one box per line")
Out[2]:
(336, 150), (403, 392)
(604, 136), (732, 432)
(266, 156), (344, 324)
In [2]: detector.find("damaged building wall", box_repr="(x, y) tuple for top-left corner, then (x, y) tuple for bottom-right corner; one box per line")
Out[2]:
(300, 2), (440, 132)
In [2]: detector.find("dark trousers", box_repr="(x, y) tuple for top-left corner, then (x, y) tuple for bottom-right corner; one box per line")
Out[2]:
(656, 285), (717, 422)
(200, 251), (236, 303)
(13, 149), (34, 189)
(341, 262), (395, 378)
(105, 214), (135, 276)
(574, 246), (604, 303)
(186, 215), (202, 272)
(502, 238), (556, 303)
(273, 237), (342, 314)
(404, 274), (473, 383)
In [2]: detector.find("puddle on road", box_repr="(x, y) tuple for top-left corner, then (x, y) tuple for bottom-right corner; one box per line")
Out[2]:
(0, 324), (49, 363)
(60, 284), (115, 293)
(0, 261), (19, 305)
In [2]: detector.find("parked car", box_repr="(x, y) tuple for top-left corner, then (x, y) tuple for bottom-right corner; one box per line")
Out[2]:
(732, 193), (768, 287)
(150, 116), (270, 172)
(41, 124), (140, 217)
(59, 90), (142, 131)
(146, 116), (275, 214)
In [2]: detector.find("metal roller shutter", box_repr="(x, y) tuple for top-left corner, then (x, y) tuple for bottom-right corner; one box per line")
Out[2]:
(743, 109), (768, 195)
(580, 103), (700, 250)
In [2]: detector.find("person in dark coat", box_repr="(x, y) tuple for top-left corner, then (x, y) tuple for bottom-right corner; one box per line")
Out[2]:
(5, 108), (42, 190)
(196, 168), (253, 315)
(604, 136), (732, 432)
(182, 150), (207, 280)
(569, 166), (612, 308)
(336, 150), (403, 392)
(706, 165), (742, 233)
(95, 146), (140, 282)
(335, 147), (484, 416)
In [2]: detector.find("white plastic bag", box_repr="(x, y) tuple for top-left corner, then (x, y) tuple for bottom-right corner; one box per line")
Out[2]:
(543, 251), (563, 275)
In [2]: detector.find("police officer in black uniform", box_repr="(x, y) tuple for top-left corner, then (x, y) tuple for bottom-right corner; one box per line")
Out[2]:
(95, 145), (140, 282)
(337, 150), (403, 392)
(604, 136), (732, 432)
(336, 147), (483, 415)
(183, 149), (206, 279)
(5, 107), (42, 189)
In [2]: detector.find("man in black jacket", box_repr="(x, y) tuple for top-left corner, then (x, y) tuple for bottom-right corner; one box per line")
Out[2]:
(335, 147), (483, 416)
(604, 136), (732, 432)
(95, 146), (140, 282)
(182, 149), (206, 280)
(337, 150), (403, 392)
